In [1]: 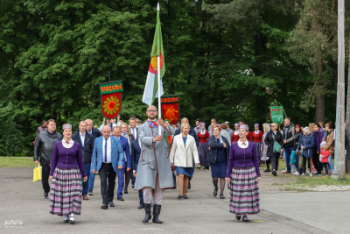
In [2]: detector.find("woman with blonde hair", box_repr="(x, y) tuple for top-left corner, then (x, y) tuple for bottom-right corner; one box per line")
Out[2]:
(170, 123), (200, 199)
(261, 123), (271, 172)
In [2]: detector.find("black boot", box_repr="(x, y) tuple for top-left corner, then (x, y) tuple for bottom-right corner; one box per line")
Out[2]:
(152, 204), (163, 224)
(142, 203), (152, 223)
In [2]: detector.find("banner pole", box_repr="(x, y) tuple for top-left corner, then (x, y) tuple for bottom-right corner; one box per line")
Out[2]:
(158, 57), (161, 136)
(157, 2), (162, 135)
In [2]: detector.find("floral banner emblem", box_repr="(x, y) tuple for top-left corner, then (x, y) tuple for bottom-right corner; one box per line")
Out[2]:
(161, 95), (180, 124)
(99, 81), (123, 119)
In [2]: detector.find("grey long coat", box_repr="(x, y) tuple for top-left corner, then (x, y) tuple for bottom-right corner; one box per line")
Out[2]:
(134, 122), (175, 190)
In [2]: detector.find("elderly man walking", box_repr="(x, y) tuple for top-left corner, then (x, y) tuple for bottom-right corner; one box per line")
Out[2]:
(72, 121), (95, 200)
(91, 125), (124, 209)
(134, 105), (175, 224)
(34, 119), (63, 199)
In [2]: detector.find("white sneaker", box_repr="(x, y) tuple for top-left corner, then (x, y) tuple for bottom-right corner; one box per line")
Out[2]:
(291, 169), (295, 173)
(293, 171), (299, 175)
(282, 169), (287, 173)
(301, 173), (305, 176)
(309, 173), (313, 177)
(197, 165), (201, 169)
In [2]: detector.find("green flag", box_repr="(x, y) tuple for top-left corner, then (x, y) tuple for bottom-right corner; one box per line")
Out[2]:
(142, 4), (165, 106)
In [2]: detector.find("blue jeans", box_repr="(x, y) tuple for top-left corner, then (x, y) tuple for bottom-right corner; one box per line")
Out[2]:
(82, 164), (91, 195)
(284, 146), (294, 172)
(117, 162), (126, 198)
(88, 165), (95, 192)
(328, 155), (334, 172)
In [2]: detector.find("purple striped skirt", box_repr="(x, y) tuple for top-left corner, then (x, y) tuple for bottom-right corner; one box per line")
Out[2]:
(50, 167), (83, 216)
(198, 142), (210, 167)
(228, 167), (260, 216)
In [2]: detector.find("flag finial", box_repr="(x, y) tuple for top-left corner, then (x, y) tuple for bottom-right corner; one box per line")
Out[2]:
(157, 2), (159, 11)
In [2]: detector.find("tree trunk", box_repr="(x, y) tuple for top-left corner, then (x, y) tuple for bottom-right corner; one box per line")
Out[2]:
(315, 93), (325, 124)
(345, 39), (350, 173)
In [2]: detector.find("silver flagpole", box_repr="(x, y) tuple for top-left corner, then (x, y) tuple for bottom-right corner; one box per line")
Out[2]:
(157, 2), (162, 135)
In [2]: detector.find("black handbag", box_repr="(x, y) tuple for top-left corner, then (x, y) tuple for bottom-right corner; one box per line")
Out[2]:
(172, 171), (177, 189)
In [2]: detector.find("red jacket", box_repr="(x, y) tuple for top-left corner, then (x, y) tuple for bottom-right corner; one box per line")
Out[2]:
(320, 149), (329, 163)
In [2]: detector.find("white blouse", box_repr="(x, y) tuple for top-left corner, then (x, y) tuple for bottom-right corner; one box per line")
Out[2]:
(62, 139), (74, 149)
(237, 140), (249, 149)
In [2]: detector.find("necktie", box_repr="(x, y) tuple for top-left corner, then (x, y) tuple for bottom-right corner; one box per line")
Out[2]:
(104, 138), (108, 163)
(242, 142), (246, 146)
(66, 141), (70, 144)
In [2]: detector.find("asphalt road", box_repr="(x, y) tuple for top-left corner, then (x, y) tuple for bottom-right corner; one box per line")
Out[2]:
(0, 168), (332, 234)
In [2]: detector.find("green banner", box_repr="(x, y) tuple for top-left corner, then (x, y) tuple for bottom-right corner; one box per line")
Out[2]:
(99, 81), (123, 95)
(269, 106), (285, 124)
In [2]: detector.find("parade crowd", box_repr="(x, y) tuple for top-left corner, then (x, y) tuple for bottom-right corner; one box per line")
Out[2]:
(33, 108), (341, 224)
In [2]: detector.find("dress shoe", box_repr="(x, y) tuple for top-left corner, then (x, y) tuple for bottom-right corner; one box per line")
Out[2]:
(152, 204), (163, 224)
(132, 185), (135, 189)
(44, 192), (48, 199)
(117, 197), (124, 201)
(69, 216), (75, 224)
(236, 215), (241, 221)
(213, 187), (218, 197)
(83, 195), (89, 200)
(88, 190), (93, 195)
(101, 204), (108, 209)
(124, 190), (128, 194)
(187, 182), (191, 190)
(282, 171), (291, 174)
(242, 215), (250, 222)
(177, 195), (183, 199)
(183, 195), (188, 199)
(272, 170), (277, 176)
(109, 201), (115, 207)
(220, 194), (225, 199)
(142, 204), (152, 223)
(138, 204), (144, 209)
(263, 169), (270, 172)
(63, 217), (69, 223)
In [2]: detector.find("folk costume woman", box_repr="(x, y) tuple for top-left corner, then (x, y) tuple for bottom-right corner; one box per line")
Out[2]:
(226, 125), (261, 222)
(49, 124), (87, 224)
(252, 123), (264, 164)
(231, 123), (240, 143)
(197, 122), (210, 169)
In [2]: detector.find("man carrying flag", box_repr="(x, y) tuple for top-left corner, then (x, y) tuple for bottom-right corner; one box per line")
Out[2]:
(135, 3), (174, 224)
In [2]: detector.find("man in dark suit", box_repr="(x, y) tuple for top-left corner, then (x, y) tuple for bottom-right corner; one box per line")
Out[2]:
(112, 126), (131, 201)
(131, 137), (144, 209)
(86, 119), (102, 195)
(86, 119), (102, 138)
(72, 121), (95, 200)
(173, 117), (199, 190)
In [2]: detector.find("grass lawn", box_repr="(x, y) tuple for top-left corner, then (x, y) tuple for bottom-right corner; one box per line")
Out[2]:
(260, 158), (350, 190)
(0, 157), (34, 168)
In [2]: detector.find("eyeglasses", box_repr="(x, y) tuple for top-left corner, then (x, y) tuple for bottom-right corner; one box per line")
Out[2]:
(148, 110), (157, 113)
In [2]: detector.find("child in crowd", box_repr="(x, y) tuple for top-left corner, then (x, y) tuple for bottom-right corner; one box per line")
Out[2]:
(320, 141), (329, 176)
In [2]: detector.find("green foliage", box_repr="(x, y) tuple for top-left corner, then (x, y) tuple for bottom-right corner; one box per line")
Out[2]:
(0, 0), (340, 155)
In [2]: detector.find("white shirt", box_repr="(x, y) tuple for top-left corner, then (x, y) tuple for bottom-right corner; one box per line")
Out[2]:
(130, 127), (137, 139)
(62, 139), (74, 149)
(237, 139), (249, 149)
(234, 130), (239, 135)
(254, 130), (260, 134)
(79, 132), (86, 148)
(102, 137), (112, 163)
